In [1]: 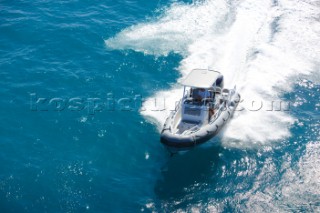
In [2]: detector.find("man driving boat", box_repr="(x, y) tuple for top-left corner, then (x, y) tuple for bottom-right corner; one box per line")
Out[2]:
(193, 88), (210, 102)
(192, 88), (215, 118)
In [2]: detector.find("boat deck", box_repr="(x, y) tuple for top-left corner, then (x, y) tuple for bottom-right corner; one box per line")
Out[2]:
(175, 120), (199, 135)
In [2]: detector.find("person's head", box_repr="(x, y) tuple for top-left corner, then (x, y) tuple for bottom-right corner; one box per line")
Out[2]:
(200, 88), (205, 91)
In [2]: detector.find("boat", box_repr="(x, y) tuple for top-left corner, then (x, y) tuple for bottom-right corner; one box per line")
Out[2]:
(160, 69), (241, 152)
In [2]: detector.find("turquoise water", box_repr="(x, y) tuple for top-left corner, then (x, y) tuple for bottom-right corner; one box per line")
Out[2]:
(1, 0), (319, 212)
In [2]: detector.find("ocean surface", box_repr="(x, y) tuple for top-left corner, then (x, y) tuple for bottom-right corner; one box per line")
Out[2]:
(1, 0), (319, 212)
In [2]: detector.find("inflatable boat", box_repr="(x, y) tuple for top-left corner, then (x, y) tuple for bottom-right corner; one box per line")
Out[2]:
(160, 69), (240, 152)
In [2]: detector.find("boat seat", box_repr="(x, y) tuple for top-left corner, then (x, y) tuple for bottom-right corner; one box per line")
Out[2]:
(216, 76), (224, 88)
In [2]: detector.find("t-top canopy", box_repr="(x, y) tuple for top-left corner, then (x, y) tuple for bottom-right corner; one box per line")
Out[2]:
(181, 69), (222, 88)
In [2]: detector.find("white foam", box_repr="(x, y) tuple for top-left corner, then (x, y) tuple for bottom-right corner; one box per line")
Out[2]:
(105, 0), (230, 56)
(105, 0), (320, 147)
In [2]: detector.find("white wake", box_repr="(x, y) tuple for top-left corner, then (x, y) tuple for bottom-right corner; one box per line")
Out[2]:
(105, 0), (320, 147)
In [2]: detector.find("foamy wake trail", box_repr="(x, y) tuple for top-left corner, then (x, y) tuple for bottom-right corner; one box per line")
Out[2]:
(105, 0), (320, 148)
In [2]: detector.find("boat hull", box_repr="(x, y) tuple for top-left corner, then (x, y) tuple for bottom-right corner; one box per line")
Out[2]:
(160, 92), (240, 152)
